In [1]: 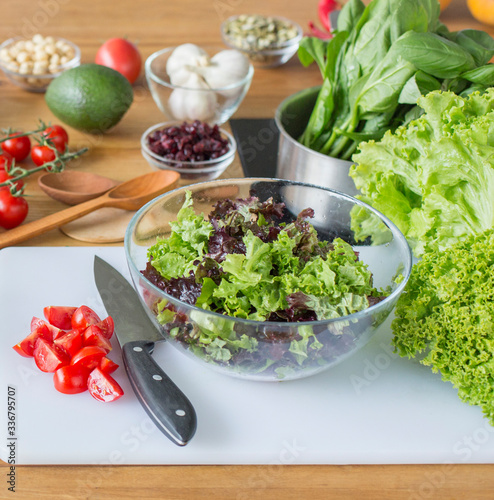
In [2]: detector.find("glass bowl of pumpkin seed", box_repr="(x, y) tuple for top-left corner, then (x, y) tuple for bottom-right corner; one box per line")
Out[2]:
(221, 14), (303, 68)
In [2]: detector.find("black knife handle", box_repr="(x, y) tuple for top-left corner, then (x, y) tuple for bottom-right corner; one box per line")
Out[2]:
(122, 340), (197, 446)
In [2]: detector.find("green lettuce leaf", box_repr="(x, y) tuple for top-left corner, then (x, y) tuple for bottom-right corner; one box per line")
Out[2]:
(392, 229), (494, 425)
(350, 88), (494, 257)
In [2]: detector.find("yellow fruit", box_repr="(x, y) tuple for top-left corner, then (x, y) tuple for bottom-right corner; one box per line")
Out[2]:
(439, 0), (452, 10)
(467, 0), (494, 25)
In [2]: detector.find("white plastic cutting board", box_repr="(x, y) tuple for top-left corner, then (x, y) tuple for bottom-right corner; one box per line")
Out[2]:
(1, 246), (493, 465)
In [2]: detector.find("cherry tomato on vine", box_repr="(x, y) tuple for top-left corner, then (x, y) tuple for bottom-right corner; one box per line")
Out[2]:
(0, 169), (24, 192)
(0, 190), (28, 229)
(1, 134), (31, 162)
(41, 125), (69, 153)
(95, 38), (142, 84)
(31, 144), (56, 166)
(0, 152), (13, 170)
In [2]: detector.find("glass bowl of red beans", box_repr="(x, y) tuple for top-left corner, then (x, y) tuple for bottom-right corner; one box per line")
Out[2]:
(141, 120), (237, 182)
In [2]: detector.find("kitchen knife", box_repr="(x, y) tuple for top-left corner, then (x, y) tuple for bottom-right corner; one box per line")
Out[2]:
(93, 255), (197, 447)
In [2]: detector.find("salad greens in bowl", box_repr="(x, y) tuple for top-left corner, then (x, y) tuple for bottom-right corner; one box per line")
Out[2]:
(124, 179), (412, 381)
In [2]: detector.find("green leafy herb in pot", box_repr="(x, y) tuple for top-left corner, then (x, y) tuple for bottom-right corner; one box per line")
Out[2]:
(391, 229), (494, 425)
(349, 88), (494, 258)
(297, 0), (494, 160)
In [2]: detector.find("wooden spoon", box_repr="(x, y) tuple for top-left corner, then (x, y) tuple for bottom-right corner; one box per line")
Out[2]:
(38, 171), (120, 205)
(0, 170), (180, 249)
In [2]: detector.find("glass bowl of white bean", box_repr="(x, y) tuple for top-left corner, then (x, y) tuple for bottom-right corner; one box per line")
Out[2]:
(0, 34), (80, 92)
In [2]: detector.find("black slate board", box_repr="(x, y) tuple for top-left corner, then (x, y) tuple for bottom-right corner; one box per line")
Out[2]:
(229, 118), (279, 178)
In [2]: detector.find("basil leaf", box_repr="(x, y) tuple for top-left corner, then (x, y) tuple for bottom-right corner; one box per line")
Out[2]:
(393, 31), (476, 79)
(461, 64), (494, 86)
(455, 29), (494, 66)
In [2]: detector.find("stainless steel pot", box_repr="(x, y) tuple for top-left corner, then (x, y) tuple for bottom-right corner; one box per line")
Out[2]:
(274, 86), (358, 197)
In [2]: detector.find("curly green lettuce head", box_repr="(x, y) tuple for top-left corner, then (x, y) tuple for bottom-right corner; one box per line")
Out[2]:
(350, 88), (494, 257)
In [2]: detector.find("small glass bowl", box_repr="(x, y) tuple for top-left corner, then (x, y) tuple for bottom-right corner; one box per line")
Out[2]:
(0, 37), (80, 92)
(141, 121), (237, 183)
(125, 178), (413, 382)
(220, 15), (303, 68)
(145, 47), (254, 125)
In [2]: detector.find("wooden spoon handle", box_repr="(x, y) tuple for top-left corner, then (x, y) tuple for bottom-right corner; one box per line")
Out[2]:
(0, 196), (109, 249)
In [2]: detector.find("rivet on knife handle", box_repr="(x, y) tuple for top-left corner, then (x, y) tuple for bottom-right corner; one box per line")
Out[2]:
(122, 340), (197, 447)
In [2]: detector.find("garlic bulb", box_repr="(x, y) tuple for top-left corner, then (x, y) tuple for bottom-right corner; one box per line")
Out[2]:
(166, 43), (210, 86)
(200, 50), (250, 89)
(167, 72), (217, 122)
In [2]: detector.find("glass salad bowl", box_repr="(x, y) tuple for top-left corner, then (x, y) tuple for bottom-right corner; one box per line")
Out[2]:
(145, 47), (254, 125)
(125, 178), (412, 382)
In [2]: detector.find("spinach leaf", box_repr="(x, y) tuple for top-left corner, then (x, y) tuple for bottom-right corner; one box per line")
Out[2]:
(399, 71), (441, 105)
(351, 0), (429, 76)
(354, 51), (417, 118)
(298, 37), (328, 76)
(336, 0), (365, 34)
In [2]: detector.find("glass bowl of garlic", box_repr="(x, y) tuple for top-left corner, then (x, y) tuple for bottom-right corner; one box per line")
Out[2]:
(0, 34), (80, 92)
(145, 44), (254, 125)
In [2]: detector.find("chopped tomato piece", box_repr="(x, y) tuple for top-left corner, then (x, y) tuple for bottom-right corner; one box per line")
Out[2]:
(87, 367), (124, 402)
(71, 305), (101, 332)
(33, 338), (69, 373)
(70, 346), (108, 371)
(99, 356), (119, 374)
(54, 329), (84, 358)
(53, 365), (90, 394)
(43, 306), (78, 330)
(13, 323), (52, 357)
(30, 316), (46, 331)
(83, 325), (112, 352)
(30, 316), (64, 340)
(12, 342), (33, 358)
(94, 316), (114, 339)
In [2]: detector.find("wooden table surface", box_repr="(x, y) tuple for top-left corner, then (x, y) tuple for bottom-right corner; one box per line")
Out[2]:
(1, 0), (493, 498)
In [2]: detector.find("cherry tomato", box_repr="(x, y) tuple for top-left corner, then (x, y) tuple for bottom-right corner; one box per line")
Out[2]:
(0, 169), (24, 192)
(71, 305), (101, 331)
(0, 190), (28, 229)
(53, 364), (90, 394)
(42, 125), (69, 153)
(1, 134), (31, 162)
(34, 338), (69, 373)
(87, 367), (124, 402)
(0, 152), (13, 170)
(71, 345), (108, 371)
(31, 144), (56, 166)
(95, 38), (142, 84)
(43, 306), (78, 330)
(53, 329), (84, 358)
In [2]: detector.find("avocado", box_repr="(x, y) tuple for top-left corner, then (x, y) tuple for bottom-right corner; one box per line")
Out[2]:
(45, 63), (133, 133)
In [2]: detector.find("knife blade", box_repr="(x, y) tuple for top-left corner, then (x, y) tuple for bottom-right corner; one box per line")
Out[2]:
(93, 255), (197, 447)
